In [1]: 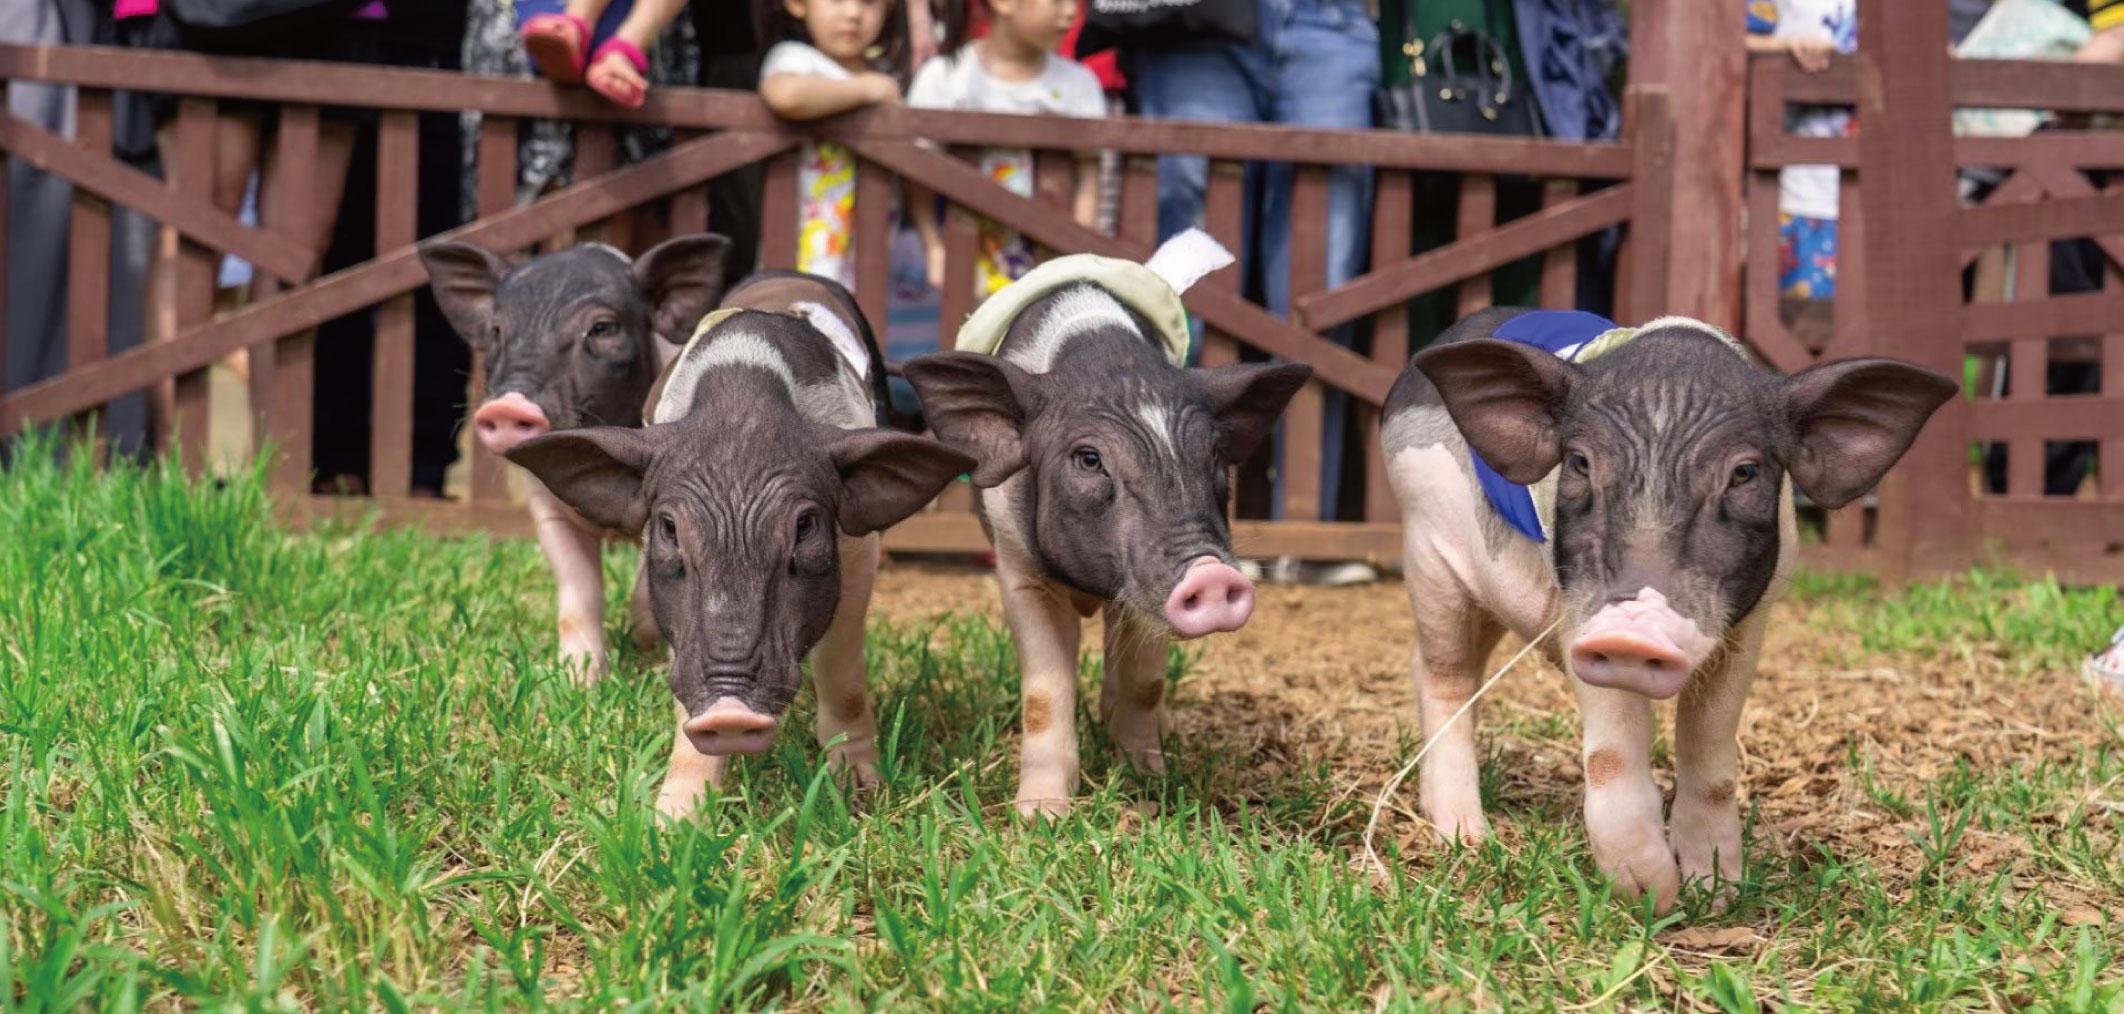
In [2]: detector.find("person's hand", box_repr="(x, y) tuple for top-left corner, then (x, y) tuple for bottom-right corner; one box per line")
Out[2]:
(858, 72), (902, 105)
(925, 242), (947, 291)
(1786, 35), (1835, 73)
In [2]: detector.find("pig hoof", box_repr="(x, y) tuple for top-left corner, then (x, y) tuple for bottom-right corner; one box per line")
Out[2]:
(1013, 795), (1074, 821)
(1601, 846), (1682, 915)
(1423, 810), (1491, 846)
(1120, 747), (1168, 776)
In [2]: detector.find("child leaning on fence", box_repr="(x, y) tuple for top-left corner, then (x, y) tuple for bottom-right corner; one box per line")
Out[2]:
(904, 0), (1105, 296)
(756, 0), (921, 288)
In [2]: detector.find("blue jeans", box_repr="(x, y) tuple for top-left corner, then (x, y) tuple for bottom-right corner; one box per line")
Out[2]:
(1131, 0), (1378, 522)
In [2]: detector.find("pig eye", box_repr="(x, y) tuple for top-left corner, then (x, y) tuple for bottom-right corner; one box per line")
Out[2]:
(1565, 451), (1591, 477)
(586, 318), (620, 340)
(657, 513), (679, 544)
(794, 510), (819, 541)
(1072, 446), (1105, 474)
(1729, 461), (1761, 488)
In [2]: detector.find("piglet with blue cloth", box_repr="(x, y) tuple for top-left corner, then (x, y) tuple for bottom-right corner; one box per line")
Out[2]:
(1471, 309), (1639, 543)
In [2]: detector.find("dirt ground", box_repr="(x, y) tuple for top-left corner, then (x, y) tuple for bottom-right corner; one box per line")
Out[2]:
(868, 560), (2123, 909)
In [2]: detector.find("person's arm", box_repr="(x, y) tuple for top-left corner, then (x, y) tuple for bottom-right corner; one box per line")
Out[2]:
(1745, 33), (1834, 73)
(759, 72), (901, 120)
(907, 0), (940, 71)
(1071, 160), (1099, 231)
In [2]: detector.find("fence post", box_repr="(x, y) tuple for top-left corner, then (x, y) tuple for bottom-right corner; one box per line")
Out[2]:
(1621, 88), (1674, 325)
(1854, 3), (1972, 579)
(1625, 0), (1744, 331)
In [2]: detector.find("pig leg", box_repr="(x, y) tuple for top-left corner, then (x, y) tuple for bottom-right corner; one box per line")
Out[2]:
(1577, 684), (1680, 912)
(811, 534), (883, 790)
(657, 701), (731, 817)
(1100, 606), (1170, 775)
(528, 486), (607, 685)
(1410, 593), (1504, 845)
(996, 548), (1085, 819)
(628, 560), (661, 652)
(1669, 609), (1768, 900)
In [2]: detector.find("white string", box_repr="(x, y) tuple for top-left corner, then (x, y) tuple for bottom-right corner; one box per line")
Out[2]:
(1359, 618), (1563, 880)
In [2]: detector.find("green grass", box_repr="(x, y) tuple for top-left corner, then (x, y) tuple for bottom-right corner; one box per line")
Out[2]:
(2, 441), (2120, 1010)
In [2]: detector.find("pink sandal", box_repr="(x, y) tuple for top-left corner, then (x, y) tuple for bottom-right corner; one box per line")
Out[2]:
(587, 38), (650, 109)
(522, 13), (591, 84)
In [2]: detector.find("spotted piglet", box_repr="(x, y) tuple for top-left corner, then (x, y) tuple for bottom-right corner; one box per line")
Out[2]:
(420, 235), (732, 683)
(1381, 308), (1956, 911)
(901, 231), (1312, 817)
(506, 273), (972, 813)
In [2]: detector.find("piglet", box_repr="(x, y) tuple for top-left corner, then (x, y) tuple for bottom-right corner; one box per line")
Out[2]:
(419, 235), (730, 682)
(902, 231), (1312, 817)
(506, 273), (973, 814)
(1381, 308), (1956, 911)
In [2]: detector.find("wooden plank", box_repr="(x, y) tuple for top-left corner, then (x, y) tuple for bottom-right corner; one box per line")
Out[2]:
(1824, 169), (1869, 362)
(758, 149), (797, 270)
(469, 114), (518, 504)
(1538, 179), (1577, 310)
(1628, 0), (1746, 331)
(1854, 3), (1972, 577)
(847, 137), (1400, 404)
(1742, 169), (1814, 372)
(264, 104), (320, 493)
(1295, 185), (1633, 331)
(2107, 325), (2124, 498)
(0, 104), (312, 280)
(66, 89), (112, 402)
(2, 131), (796, 436)
(1968, 394), (2124, 441)
(1283, 165), (1328, 524)
(1364, 170), (1413, 524)
(1623, 88), (1675, 324)
(1200, 160), (1246, 367)
(1962, 290), (2124, 341)
(1960, 188), (2124, 250)
(0, 44), (1640, 176)
(170, 97), (216, 472)
(371, 111), (418, 499)
(938, 202), (978, 350)
(1034, 149), (1072, 213)
(852, 157), (892, 342)
(572, 124), (619, 246)
(1119, 156), (1157, 250)
(1454, 174), (1495, 317)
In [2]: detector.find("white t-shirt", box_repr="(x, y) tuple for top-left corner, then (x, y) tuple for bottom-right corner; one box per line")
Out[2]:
(760, 41), (870, 286)
(1764, 0), (1858, 221)
(908, 47), (1106, 294)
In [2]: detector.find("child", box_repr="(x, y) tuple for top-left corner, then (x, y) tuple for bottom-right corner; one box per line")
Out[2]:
(757, 0), (913, 287)
(906, 0), (1104, 296)
(520, 0), (690, 109)
(1745, 0), (1856, 303)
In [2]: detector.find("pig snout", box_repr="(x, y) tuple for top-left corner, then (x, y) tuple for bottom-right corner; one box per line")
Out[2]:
(1164, 556), (1256, 639)
(1567, 587), (1716, 700)
(683, 697), (779, 756)
(473, 392), (550, 455)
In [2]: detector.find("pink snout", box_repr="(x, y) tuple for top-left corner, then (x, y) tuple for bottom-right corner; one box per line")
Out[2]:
(1567, 587), (1716, 700)
(683, 698), (779, 756)
(473, 392), (549, 455)
(1164, 556), (1256, 639)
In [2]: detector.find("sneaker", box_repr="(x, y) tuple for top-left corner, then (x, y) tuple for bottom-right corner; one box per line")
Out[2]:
(2085, 625), (2124, 695)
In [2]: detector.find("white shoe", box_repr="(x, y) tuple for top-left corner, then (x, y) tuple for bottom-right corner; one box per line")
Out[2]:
(2085, 624), (2124, 694)
(1311, 561), (1380, 587)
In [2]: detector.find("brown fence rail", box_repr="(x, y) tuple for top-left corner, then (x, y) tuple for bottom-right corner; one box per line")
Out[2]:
(0, 42), (1674, 565)
(1745, 50), (2124, 583)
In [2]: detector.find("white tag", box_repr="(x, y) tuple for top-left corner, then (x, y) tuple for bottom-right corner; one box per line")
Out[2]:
(1142, 228), (1234, 297)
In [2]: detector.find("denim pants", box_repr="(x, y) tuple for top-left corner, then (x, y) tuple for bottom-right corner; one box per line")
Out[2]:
(1131, 0), (1378, 521)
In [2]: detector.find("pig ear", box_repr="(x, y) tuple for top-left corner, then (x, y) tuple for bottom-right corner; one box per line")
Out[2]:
(418, 240), (510, 350)
(1779, 357), (1958, 509)
(634, 234), (733, 345)
(1194, 362), (1314, 466)
(829, 429), (978, 536)
(899, 351), (1040, 487)
(504, 426), (657, 532)
(1412, 339), (1576, 485)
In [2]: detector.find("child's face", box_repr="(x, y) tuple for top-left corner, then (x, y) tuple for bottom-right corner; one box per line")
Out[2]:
(988, 0), (1077, 53)
(786, 0), (892, 65)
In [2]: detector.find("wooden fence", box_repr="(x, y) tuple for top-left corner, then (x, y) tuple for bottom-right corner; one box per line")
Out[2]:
(1746, 48), (2124, 583)
(0, 42), (1671, 564)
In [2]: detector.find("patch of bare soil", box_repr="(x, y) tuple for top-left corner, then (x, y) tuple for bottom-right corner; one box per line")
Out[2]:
(871, 559), (2123, 910)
